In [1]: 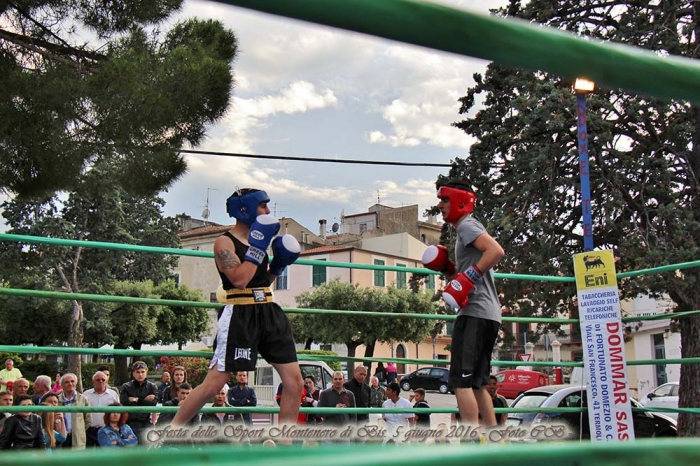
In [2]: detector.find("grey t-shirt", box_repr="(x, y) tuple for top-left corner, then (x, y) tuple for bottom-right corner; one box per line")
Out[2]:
(454, 216), (502, 323)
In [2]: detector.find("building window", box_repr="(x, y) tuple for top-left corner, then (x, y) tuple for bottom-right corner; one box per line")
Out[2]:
(426, 273), (435, 290)
(374, 259), (385, 287)
(396, 264), (407, 289)
(312, 259), (327, 287)
(360, 223), (367, 233)
(209, 292), (218, 303)
(276, 267), (288, 290)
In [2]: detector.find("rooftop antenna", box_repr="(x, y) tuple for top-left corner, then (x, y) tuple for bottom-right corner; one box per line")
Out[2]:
(202, 188), (218, 222)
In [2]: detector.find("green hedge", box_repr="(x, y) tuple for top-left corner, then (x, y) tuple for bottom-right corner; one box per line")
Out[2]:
(18, 360), (61, 383)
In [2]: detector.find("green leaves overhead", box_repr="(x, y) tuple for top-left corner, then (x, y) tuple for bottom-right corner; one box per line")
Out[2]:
(0, 1), (237, 197)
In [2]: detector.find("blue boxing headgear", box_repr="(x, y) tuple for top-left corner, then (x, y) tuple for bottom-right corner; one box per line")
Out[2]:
(226, 189), (270, 225)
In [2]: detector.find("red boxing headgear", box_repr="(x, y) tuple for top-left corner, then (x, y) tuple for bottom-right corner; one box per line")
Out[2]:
(438, 186), (476, 222)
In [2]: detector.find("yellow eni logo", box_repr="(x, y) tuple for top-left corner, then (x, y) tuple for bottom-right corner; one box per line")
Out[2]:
(585, 272), (608, 287)
(574, 250), (618, 290)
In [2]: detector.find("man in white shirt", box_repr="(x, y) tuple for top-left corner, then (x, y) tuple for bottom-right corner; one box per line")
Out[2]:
(83, 371), (119, 447)
(381, 382), (414, 444)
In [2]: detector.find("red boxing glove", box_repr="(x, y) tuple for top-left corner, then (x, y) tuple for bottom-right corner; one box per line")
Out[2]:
(443, 266), (483, 309)
(421, 245), (456, 276)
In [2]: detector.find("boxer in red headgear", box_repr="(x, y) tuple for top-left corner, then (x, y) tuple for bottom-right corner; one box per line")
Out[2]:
(421, 181), (505, 428)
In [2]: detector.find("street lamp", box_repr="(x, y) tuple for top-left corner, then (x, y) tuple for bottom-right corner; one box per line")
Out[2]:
(573, 78), (595, 252)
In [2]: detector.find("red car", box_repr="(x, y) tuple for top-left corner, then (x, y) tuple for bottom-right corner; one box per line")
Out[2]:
(495, 370), (549, 399)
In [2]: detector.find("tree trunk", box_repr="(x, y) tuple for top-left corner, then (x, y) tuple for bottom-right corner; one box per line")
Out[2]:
(363, 340), (377, 375)
(67, 299), (84, 392)
(678, 307), (700, 436)
(114, 352), (129, 387)
(346, 341), (360, 377)
(304, 338), (313, 350)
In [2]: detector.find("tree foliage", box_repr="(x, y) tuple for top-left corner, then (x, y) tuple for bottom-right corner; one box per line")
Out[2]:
(0, 0), (237, 197)
(293, 278), (439, 372)
(0, 170), (209, 386)
(447, 0), (700, 436)
(0, 1), (236, 388)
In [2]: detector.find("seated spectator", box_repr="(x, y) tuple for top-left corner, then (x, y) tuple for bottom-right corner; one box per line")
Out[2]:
(39, 393), (67, 444)
(162, 366), (187, 403)
(40, 403), (66, 450)
(0, 391), (14, 432)
(157, 371), (171, 403)
(97, 403), (137, 447)
(32, 375), (52, 405)
(12, 378), (30, 404)
(201, 385), (238, 426)
(157, 383), (196, 426)
(0, 395), (46, 450)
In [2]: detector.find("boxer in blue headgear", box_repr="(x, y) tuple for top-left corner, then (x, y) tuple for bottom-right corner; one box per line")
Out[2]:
(226, 188), (271, 225)
(171, 186), (304, 434)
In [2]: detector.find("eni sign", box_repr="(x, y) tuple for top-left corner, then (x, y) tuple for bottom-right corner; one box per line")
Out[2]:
(573, 250), (634, 442)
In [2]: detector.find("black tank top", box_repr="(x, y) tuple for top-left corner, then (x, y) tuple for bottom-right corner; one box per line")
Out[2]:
(218, 231), (270, 289)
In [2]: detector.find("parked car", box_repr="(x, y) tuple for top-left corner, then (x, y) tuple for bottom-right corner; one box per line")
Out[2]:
(506, 384), (677, 440)
(495, 369), (549, 399)
(641, 382), (679, 421)
(400, 367), (450, 394)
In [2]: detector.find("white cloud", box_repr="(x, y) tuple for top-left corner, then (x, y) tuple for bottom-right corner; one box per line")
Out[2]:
(236, 81), (337, 118)
(162, 0), (507, 230)
(196, 80), (338, 154)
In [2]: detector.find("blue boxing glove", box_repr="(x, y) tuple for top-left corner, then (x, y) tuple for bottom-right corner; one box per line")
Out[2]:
(269, 234), (301, 276)
(244, 214), (280, 265)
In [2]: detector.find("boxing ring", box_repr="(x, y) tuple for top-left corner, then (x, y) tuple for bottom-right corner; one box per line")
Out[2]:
(3, 0), (700, 463)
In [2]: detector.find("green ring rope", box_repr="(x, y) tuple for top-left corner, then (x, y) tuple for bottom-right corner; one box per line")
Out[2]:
(4, 233), (699, 280)
(217, 0), (700, 103)
(2, 1), (699, 461)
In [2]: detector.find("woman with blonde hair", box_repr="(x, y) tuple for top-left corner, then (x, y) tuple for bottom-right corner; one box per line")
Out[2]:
(40, 405), (66, 450)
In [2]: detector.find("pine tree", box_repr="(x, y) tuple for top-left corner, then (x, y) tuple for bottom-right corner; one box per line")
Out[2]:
(449, 0), (700, 436)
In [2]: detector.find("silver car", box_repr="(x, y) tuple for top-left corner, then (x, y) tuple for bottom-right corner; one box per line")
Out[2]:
(507, 384), (677, 440)
(641, 382), (679, 421)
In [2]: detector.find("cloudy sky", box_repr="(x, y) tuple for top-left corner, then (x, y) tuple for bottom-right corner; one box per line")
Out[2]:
(160, 0), (507, 234)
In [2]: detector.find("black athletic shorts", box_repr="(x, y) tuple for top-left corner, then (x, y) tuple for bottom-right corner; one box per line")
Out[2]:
(449, 315), (500, 390)
(210, 302), (298, 372)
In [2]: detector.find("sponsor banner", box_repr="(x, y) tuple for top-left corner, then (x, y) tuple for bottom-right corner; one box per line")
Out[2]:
(573, 250), (634, 442)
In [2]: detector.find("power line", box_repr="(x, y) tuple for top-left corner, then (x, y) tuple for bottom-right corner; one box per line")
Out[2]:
(179, 149), (452, 167)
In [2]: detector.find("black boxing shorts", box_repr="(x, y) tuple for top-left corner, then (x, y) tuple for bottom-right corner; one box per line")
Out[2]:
(449, 315), (500, 390)
(210, 302), (298, 372)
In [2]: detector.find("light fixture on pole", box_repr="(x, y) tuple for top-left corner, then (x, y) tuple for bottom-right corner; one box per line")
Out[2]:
(573, 78), (595, 94)
(573, 77), (595, 251)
